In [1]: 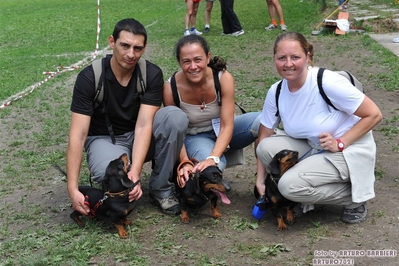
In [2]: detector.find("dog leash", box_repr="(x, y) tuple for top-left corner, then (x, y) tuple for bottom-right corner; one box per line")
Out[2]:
(298, 144), (325, 161)
(85, 179), (140, 217)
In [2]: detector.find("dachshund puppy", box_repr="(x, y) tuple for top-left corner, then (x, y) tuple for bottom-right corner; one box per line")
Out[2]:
(68, 153), (138, 239)
(255, 149), (299, 231)
(174, 162), (231, 223)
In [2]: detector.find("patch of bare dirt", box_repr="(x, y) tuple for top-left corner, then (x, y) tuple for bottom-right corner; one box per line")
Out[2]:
(361, 18), (399, 33)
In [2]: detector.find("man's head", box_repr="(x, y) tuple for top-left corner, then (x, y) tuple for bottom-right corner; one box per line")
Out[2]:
(112, 18), (147, 44)
(108, 18), (147, 72)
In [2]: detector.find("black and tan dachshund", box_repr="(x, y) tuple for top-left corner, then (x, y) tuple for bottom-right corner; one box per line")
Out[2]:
(174, 161), (231, 223)
(255, 149), (299, 231)
(66, 153), (138, 239)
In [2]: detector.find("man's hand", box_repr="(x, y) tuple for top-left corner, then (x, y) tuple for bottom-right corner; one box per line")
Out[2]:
(128, 172), (143, 202)
(69, 188), (90, 215)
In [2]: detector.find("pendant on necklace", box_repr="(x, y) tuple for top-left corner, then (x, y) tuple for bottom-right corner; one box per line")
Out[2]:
(200, 103), (206, 111)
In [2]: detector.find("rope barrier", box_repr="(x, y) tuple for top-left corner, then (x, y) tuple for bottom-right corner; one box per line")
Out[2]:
(0, 0), (102, 110)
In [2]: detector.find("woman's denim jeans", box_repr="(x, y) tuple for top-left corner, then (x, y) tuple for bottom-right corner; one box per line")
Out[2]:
(184, 112), (260, 171)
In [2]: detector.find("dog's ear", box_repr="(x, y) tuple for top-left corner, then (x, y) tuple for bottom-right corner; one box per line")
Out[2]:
(268, 156), (281, 177)
(118, 170), (134, 188)
(192, 173), (201, 194)
(102, 175), (110, 192)
(201, 166), (222, 182)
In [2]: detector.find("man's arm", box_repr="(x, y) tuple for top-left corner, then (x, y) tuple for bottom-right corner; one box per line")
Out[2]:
(67, 112), (91, 215)
(127, 104), (160, 201)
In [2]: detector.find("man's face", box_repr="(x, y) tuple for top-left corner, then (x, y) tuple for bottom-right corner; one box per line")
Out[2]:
(108, 30), (146, 71)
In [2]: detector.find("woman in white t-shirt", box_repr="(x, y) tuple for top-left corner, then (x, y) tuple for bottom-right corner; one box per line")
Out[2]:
(255, 32), (382, 224)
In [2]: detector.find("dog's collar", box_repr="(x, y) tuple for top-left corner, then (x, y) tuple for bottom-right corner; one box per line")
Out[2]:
(105, 188), (132, 198)
(104, 179), (140, 198)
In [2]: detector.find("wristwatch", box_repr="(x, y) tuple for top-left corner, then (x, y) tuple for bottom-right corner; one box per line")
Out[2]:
(336, 139), (345, 152)
(206, 156), (220, 165)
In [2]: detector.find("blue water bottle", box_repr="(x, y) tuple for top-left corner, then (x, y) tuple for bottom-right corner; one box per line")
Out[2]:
(252, 195), (268, 220)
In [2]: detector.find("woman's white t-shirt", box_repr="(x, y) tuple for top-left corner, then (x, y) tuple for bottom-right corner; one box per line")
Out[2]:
(260, 67), (365, 144)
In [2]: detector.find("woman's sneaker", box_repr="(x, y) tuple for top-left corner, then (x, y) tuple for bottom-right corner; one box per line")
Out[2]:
(190, 28), (203, 35)
(341, 203), (367, 224)
(265, 24), (278, 30)
(150, 193), (181, 216)
(232, 29), (245, 36)
(280, 24), (287, 31)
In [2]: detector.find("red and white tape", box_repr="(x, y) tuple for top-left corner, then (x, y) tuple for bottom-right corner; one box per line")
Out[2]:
(0, 0), (102, 109)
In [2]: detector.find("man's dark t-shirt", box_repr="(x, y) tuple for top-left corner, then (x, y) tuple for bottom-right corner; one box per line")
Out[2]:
(70, 56), (164, 136)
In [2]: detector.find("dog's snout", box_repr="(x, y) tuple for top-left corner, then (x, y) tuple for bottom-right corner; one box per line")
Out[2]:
(221, 180), (231, 192)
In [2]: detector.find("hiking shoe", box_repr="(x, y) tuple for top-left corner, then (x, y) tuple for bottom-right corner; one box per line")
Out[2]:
(204, 27), (210, 33)
(341, 203), (367, 224)
(150, 193), (181, 216)
(232, 29), (245, 36)
(184, 29), (190, 36)
(280, 24), (287, 31)
(265, 24), (278, 30)
(190, 28), (202, 35)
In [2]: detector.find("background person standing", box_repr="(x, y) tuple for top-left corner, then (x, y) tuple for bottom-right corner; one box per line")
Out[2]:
(185, 0), (203, 36)
(265, 0), (287, 31)
(220, 0), (244, 36)
(204, 0), (215, 33)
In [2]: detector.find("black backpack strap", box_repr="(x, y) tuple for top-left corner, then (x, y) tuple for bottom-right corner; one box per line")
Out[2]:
(212, 70), (222, 106)
(275, 80), (283, 117)
(102, 104), (116, 145)
(170, 72), (180, 107)
(214, 70), (247, 113)
(93, 56), (116, 144)
(344, 70), (355, 86)
(317, 68), (338, 110)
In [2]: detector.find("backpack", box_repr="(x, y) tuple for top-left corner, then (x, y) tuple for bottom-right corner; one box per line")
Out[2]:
(274, 68), (363, 117)
(91, 55), (147, 144)
(92, 55), (147, 109)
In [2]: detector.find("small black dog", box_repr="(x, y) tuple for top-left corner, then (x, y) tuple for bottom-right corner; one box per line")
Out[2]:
(255, 149), (299, 231)
(174, 162), (231, 223)
(66, 153), (138, 239)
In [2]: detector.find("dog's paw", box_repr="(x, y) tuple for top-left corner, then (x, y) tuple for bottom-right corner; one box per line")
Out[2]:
(286, 210), (295, 224)
(70, 212), (85, 227)
(277, 217), (288, 231)
(180, 211), (190, 223)
(115, 224), (129, 239)
(212, 210), (222, 219)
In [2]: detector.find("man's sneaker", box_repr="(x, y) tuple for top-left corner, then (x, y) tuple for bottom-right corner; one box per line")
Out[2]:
(280, 24), (287, 31)
(150, 193), (181, 216)
(265, 24), (278, 30)
(341, 203), (367, 224)
(184, 29), (190, 36)
(232, 29), (245, 36)
(221, 32), (231, 36)
(190, 28), (202, 35)
(204, 27), (210, 33)
(343, 3), (349, 9)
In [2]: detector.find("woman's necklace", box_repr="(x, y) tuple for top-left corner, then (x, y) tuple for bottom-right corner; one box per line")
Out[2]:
(189, 84), (207, 111)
